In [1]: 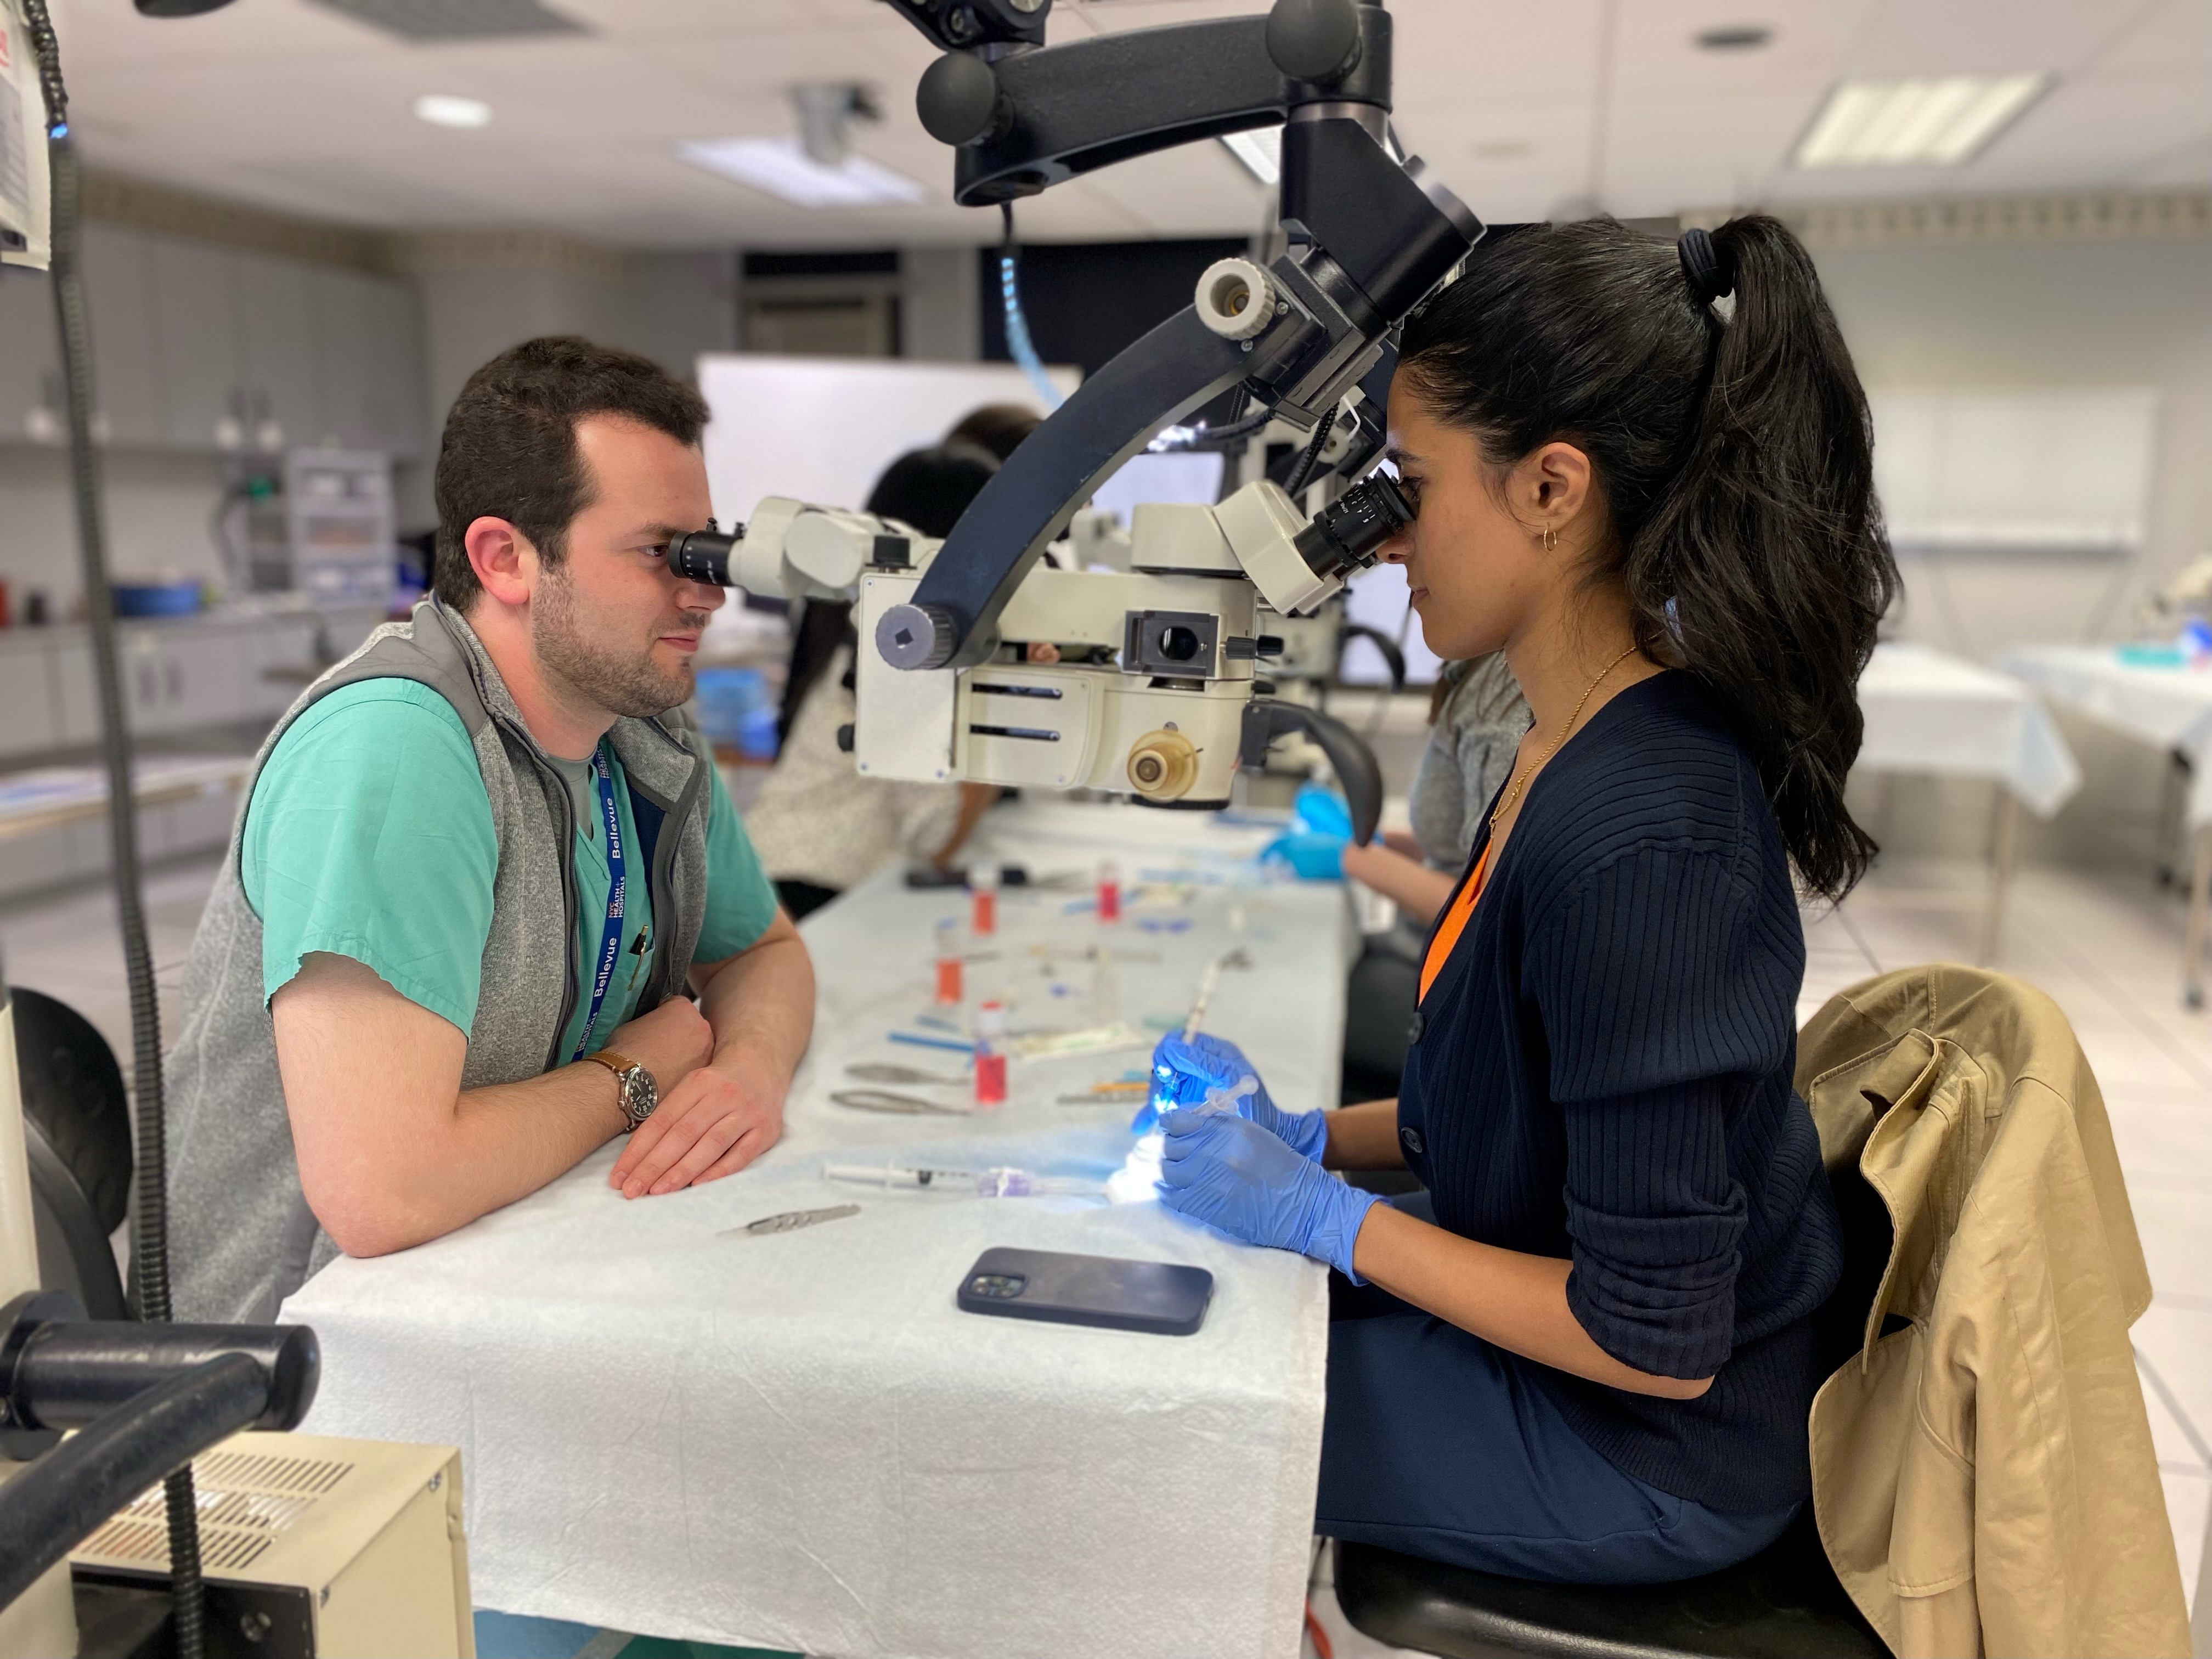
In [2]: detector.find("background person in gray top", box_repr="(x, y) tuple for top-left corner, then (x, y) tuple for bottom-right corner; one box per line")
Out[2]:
(1337, 654), (1529, 1103)
(165, 338), (815, 1322)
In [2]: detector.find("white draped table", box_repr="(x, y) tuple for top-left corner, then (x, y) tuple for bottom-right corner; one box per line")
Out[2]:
(284, 798), (1355, 1659)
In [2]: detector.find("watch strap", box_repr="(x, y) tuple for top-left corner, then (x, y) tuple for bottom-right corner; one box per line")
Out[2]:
(580, 1048), (637, 1077)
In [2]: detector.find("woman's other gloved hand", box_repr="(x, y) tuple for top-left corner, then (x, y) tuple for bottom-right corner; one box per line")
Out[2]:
(1156, 1108), (1378, 1280)
(1139, 1034), (1327, 1160)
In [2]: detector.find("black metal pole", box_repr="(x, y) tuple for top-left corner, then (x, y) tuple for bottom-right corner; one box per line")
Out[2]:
(16, 5), (208, 1652)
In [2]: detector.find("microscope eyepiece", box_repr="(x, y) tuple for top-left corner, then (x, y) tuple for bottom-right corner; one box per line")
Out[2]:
(667, 522), (742, 586)
(1292, 472), (1414, 585)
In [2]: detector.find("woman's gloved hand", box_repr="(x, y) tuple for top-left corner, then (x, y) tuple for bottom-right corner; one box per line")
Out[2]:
(1138, 1034), (1328, 1160)
(1156, 1108), (1379, 1280)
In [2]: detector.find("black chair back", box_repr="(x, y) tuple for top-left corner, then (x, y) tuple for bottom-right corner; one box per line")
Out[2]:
(11, 987), (133, 1319)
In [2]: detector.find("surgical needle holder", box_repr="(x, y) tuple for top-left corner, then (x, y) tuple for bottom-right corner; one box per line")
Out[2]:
(831, 1088), (971, 1116)
(727, 1204), (861, 1237)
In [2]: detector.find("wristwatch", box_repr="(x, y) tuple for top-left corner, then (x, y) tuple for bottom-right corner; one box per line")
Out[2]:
(581, 1048), (657, 1133)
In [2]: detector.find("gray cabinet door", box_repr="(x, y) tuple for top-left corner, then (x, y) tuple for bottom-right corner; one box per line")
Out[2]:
(150, 237), (242, 450)
(365, 276), (428, 458)
(232, 252), (322, 450)
(0, 259), (60, 444)
(80, 224), (165, 447)
(0, 646), (58, 760)
(311, 266), (381, 450)
(161, 627), (249, 731)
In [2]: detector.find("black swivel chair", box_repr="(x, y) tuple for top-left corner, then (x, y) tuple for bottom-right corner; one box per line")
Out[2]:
(1334, 1138), (1899, 1659)
(13, 986), (134, 1322)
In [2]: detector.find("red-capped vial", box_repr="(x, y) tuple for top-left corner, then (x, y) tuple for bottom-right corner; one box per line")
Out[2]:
(969, 861), (1000, 937)
(1097, 857), (1121, 923)
(973, 1000), (1008, 1108)
(933, 919), (963, 1006)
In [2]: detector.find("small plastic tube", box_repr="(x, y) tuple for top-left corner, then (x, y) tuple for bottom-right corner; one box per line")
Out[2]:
(969, 861), (1000, 936)
(934, 918), (963, 1006)
(1097, 857), (1121, 923)
(973, 1000), (1008, 1108)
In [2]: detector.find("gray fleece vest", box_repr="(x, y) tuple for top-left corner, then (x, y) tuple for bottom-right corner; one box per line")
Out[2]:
(166, 599), (714, 1323)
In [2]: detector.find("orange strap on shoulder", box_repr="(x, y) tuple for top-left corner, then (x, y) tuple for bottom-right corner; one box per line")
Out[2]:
(1420, 842), (1491, 1003)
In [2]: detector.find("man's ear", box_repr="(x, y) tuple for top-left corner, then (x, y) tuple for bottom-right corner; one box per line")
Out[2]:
(465, 517), (538, 608)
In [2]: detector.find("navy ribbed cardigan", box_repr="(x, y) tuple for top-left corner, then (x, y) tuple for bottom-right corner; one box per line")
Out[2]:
(1396, 669), (1843, 1514)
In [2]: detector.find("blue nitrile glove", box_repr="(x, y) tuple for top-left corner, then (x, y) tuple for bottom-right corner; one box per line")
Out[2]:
(1294, 782), (1354, 840)
(1156, 1108), (1380, 1280)
(1259, 830), (1345, 881)
(1136, 1032), (1328, 1158)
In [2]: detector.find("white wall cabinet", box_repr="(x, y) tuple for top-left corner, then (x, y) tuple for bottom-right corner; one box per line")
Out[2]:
(1, 613), (342, 762)
(2, 230), (427, 459)
(0, 260), (62, 444)
(81, 225), (166, 448)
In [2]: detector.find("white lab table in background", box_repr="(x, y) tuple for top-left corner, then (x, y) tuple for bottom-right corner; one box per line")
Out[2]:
(1853, 642), (2083, 963)
(283, 798), (1355, 1659)
(1996, 644), (2212, 1005)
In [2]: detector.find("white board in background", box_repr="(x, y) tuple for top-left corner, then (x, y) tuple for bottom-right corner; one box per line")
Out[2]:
(1091, 452), (1227, 518)
(1870, 388), (2158, 553)
(697, 354), (1080, 526)
(1339, 560), (1442, 686)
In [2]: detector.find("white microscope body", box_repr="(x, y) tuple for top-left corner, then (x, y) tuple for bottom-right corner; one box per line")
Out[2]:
(682, 470), (1408, 816)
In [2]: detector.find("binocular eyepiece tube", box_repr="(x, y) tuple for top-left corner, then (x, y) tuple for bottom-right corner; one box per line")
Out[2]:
(667, 522), (743, 586)
(1293, 472), (1415, 586)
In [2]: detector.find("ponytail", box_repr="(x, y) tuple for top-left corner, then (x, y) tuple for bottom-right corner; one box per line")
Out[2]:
(1399, 215), (1897, 898)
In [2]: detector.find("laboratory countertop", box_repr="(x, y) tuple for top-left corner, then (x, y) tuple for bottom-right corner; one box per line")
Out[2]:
(282, 797), (1356, 1659)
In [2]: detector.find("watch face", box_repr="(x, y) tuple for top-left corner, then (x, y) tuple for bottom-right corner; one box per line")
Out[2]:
(624, 1068), (658, 1124)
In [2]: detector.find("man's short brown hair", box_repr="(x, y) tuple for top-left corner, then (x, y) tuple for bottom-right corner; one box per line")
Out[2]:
(432, 336), (710, 611)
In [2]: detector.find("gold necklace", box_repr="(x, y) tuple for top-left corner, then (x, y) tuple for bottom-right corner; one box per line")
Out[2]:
(1490, 643), (1641, 831)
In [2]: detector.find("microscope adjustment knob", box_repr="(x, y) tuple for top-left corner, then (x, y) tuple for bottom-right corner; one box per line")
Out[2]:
(917, 52), (1006, 147)
(1265, 0), (1363, 84)
(1194, 258), (1279, 342)
(877, 602), (960, 670)
(1126, 730), (1200, 802)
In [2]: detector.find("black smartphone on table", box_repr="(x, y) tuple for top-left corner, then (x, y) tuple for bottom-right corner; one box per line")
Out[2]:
(956, 1247), (1213, 1336)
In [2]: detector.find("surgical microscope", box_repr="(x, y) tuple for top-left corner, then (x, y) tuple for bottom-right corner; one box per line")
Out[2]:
(665, 0), (1481, 844)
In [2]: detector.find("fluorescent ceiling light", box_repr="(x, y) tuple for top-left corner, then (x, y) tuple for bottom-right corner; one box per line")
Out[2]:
(1795, 74), (2045, 168)
(413, 94), (493, 129)
(676, 136), (926, 208)
(1221, 127), (1281, 185)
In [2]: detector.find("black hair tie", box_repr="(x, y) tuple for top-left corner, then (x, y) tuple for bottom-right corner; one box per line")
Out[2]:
(1678, 228), (1735, 305)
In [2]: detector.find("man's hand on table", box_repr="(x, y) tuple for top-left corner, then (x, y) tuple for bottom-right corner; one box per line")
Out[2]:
(607, 1026), (788, 1198)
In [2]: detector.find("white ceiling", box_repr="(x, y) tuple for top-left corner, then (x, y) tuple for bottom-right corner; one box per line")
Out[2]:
(46, 0), (2212, 249)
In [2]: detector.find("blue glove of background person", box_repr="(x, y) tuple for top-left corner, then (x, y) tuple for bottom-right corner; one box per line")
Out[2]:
(1137, 1034), (1327, 1160)
(1156, 1108), (1379, 1280)
(1259, 783), (1357, 882)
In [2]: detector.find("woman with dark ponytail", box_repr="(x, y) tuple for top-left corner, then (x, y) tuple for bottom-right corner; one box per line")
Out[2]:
(1147, 216), (1897, 1583)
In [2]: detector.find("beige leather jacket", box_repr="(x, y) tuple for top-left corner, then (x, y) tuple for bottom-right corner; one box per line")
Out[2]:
(1796, 965), (2190, 1659)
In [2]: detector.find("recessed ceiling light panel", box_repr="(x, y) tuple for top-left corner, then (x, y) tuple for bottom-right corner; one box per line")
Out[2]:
(313, 0), (584, 41)
(676, 137), (927, 209)
(1795, 74), (2046, 168)
(414, 94), (493, 129)
(1221, 127), (1281, 186)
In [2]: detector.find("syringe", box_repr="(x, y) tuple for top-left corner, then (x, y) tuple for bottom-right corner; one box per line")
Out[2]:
(823, 1163), (1100, 1198)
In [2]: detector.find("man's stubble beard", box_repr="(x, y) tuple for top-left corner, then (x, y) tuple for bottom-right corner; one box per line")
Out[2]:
(532, 560), (705, 720)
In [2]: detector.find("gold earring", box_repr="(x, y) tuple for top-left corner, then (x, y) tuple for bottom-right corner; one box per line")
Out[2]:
(1542, 527), (1556, 554)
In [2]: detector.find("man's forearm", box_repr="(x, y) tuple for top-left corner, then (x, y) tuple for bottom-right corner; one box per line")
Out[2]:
(697, 929), (814, 1084)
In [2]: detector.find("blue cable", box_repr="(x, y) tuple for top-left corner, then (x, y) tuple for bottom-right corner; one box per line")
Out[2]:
(998, 208), (1064, 410)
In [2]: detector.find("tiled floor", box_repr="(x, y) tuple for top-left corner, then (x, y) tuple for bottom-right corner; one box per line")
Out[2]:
(4, 848), (2205, 1650)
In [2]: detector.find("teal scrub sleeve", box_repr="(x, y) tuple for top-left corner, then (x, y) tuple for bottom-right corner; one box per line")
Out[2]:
(241, 681), (498, 1036)
(693, 760), (781, 963)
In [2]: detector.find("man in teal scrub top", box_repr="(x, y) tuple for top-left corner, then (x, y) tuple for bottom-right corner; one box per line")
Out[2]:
(165, 337), (816, 1322)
